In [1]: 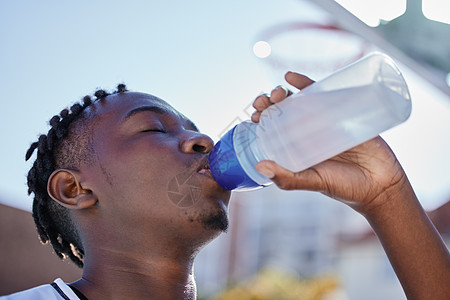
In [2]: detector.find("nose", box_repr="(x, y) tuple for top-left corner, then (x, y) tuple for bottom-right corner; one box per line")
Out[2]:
(180, 131), (214, 154)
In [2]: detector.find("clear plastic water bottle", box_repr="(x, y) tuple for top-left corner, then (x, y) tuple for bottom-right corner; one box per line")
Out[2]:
(209, 52), (412, 191)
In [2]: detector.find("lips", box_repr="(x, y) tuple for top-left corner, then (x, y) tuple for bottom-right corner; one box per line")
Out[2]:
(197, 168), (209, 174)
(193, 155), (230, 194)
(196, 156), (213, 178)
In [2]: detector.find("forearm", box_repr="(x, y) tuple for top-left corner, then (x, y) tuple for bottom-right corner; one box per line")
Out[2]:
(364, 179), (450, 299)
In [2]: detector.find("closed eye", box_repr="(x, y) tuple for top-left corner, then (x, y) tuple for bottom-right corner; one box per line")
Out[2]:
(142, 128), (166, 133)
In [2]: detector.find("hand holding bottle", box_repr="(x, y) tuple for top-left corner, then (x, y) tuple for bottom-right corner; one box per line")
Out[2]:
(253, 71), (407, 215)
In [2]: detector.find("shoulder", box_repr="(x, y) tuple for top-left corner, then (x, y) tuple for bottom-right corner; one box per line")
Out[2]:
(0, 279), (80, 300)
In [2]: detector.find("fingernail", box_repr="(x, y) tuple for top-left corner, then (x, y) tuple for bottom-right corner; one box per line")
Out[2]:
(274, 85), (289, 97)
(256, 165), (275, 178)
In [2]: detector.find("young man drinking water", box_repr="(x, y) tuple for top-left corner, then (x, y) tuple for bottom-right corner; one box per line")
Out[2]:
(3, 72), (450, 299)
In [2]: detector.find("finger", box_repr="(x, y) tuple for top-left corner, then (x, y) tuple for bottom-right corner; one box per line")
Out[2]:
(251, 111), (262, 123)
(285, 72), (315, 90)
(269, 85), (293, 104)
(252, 93), (271, 111)
(255, 160), (324, 191)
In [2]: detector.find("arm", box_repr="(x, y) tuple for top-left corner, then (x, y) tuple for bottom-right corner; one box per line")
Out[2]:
(364, 173), (450, 299)
(252, 72), (450, 299)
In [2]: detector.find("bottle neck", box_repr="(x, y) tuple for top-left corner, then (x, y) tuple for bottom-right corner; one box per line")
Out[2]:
(233, 121), (273, 187)
(208, 124), (264, 191)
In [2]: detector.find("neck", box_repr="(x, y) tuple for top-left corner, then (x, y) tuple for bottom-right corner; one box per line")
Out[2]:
(72, 245), (198, 300)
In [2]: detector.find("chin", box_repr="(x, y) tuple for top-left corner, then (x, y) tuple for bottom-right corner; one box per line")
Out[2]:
(179, 204), (229, 254)
(200, 180), (231, 232)
(198, 204), (229, 233)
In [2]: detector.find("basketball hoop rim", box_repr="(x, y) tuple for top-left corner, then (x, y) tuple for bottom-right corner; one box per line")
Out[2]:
(254, 21), (371, 71)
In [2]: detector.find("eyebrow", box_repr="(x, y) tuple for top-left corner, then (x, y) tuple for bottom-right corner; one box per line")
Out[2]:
(124, 105), (168, 120)
(124, 105), (200, 132)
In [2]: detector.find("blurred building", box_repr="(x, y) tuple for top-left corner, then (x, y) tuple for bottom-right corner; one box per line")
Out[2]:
(0, 202), (81, 296)
(194, 190), (450, 299)
(195, 187), (363, 298)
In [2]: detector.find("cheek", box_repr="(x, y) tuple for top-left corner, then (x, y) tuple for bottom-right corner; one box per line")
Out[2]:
(95, 138), (184, 202)
(95, 150), (183, 226)
(113, 152), (179, 196)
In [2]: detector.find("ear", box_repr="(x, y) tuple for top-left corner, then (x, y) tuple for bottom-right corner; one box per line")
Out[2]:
(47, 169), (98, 209)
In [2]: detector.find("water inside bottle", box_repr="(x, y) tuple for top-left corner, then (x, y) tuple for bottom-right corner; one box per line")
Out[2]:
(256, 82), (411, 172)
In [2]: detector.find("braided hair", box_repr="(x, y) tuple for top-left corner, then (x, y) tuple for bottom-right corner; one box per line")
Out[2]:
(25, 84), (128, 267)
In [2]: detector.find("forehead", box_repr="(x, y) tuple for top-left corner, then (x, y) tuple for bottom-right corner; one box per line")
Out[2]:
(85, 92), (196, 129)
(89, 92), (174, 117)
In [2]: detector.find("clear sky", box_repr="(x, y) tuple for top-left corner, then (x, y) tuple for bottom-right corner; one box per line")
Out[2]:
(1, 0), (449, 211)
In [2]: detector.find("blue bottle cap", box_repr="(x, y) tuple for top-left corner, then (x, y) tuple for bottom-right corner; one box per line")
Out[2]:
(208, 126), (261, 191)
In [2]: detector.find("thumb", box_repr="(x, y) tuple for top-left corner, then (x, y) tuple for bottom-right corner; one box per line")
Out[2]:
(255, 160), (324, 191)
(284, 72), (315, 90)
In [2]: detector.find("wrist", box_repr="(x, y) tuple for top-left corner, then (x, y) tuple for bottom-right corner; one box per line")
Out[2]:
(359, 174), (416, 221)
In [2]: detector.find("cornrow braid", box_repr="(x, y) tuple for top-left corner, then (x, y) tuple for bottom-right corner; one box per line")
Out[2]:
(25, 84), (128, 267)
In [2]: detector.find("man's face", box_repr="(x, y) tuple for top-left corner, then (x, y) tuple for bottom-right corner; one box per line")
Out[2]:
(80, 92), (231, 248)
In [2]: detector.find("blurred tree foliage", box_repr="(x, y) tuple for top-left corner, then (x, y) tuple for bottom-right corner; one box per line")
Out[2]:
(210, 269), (339, 300)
